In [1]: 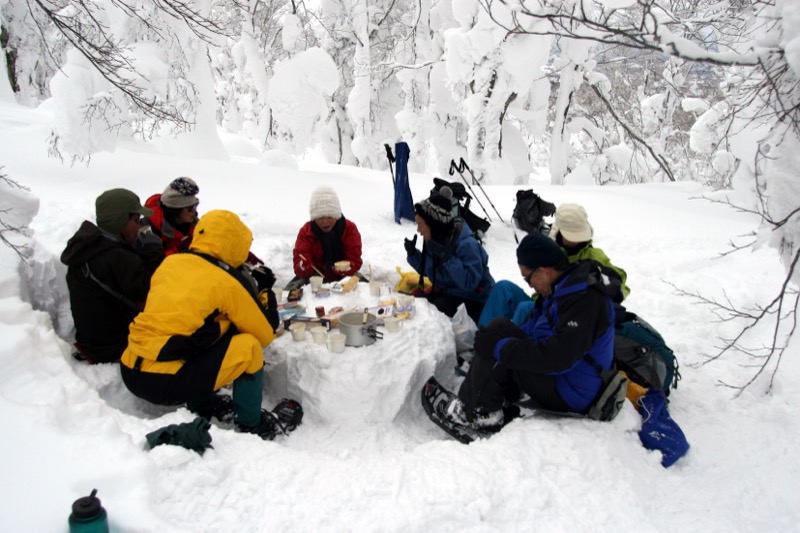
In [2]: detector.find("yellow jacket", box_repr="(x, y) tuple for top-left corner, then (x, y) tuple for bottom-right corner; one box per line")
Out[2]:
(122, 210), (275, 374)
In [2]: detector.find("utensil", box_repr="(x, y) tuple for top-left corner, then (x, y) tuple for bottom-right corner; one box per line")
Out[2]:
(299, 254), (325, 278)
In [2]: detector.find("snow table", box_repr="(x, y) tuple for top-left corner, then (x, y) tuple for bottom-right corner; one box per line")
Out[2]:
(262, 281), (453, 424)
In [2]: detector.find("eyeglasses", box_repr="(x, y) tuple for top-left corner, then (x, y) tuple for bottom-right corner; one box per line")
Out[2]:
(129, 213), (142, 222)
(184, 203), (199, 212)
(522, 268), (538, 284)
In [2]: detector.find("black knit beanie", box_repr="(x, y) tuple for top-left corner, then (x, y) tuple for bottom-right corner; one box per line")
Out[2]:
(516, 233), (567, 270)
(415, 186), (454, 240)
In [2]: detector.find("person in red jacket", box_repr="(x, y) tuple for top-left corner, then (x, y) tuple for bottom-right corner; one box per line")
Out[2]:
(138, 177), (200, 257)
(286, 186), (364, 290)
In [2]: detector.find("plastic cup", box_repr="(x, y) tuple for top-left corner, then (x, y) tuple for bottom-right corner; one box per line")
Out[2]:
(310, 276), (324, 291)
(327, 333), (346, 353)
(310, 326), (328, 345)
(384, 316), (403, 333)
(369, 280), (382, 296)
(272, 287), (283, 303)
(289, 322), (306, 342)
(397, 295), (414, 309)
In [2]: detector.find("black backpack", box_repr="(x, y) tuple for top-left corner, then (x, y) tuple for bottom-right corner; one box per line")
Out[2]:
(430, 178), (491, 241)
(512, 189), (556, 235)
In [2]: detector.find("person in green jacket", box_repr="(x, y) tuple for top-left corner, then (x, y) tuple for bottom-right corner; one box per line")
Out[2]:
(549, 203), (629, 298)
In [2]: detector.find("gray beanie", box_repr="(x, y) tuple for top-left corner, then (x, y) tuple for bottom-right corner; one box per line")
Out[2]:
(309, 186), (342, 220)
(95, 189), (152, 233)
(161, 177), (200, 208)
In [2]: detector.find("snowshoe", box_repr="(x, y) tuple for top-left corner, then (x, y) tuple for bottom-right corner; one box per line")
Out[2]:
(272, 398), (303, 434)
(421, 377), (500, 444)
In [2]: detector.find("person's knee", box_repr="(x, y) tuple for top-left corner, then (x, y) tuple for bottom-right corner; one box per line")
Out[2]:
(486, 317), (527, 338)
(214, 334), (264, 389)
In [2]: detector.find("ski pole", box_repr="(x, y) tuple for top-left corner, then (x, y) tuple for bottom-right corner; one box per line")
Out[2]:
(449, 159), (493, 222)
(459, 158), (507, 224)
(384, 144), (396, 187)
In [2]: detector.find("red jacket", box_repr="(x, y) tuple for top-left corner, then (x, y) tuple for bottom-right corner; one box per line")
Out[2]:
(143, 194), (195, 256)
(293, 218), (363, 281)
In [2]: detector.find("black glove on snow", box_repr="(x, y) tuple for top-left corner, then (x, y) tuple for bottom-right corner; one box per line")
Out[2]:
(404, 234), (418, 255)
(251, 265), (276, 291)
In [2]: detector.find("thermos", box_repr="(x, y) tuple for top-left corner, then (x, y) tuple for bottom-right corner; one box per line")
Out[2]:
(68, 489), (109, 533)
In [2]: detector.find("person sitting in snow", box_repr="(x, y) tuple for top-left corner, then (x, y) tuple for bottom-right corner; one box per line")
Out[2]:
(285, 185), (364, 290)
(477, 202), (628, 329)
(61, 189), (164, 364)
(404, 186), (495, 324)
(435, 233), (621, 433)
(120, 210), (300, 440)
(137, 177), (200, 257)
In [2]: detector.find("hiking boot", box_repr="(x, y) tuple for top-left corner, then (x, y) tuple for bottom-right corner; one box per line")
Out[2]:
(236, 410), (283, 441)
(444, 398), (504, 432)
(190, 394), (235, 424)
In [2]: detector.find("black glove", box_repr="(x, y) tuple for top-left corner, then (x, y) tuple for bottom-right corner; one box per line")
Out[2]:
(251, 265), (276, 291)
(426, 239), (451, 262)
(474, 328), (505, 361)
(404, 234), (418, 255)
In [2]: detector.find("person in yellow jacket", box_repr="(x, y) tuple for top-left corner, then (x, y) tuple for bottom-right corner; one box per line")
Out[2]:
(121, 210), (300, 440)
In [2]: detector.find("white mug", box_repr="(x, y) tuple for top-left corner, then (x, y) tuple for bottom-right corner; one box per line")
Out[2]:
(272, 287), (283, 303)
(310, 326), (328, 345)
(310, 276), (324, 291)
(327, 333), (346, 353)
(369, 280), (382, 296)
(383, 316), (403, 333)
(289, 322), (306, 342)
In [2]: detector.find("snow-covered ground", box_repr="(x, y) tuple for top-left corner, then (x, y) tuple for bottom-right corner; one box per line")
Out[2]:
(1, 100), (799, 532)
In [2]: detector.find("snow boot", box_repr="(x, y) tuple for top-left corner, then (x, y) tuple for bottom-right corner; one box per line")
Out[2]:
(188, 393), (235, 424)
(236, 410), (283, 441)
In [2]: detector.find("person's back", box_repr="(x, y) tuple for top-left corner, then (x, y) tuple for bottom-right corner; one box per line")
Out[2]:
(61, 189), (162, 363)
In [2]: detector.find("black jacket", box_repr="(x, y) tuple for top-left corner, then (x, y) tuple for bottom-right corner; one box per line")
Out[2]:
(61, 221), (163, 363)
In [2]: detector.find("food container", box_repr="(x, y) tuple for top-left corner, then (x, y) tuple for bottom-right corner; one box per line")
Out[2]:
(337, 312), (384, 347)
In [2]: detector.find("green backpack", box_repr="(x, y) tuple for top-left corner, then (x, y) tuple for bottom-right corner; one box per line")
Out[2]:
(614, 312), (680, 396)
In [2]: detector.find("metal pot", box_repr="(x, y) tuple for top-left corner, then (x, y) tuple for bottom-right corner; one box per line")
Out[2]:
(338, 311), (384, 347)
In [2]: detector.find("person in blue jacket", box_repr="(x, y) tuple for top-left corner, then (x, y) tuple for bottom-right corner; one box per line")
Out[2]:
(404, 186), (495, 324)
(441, 233), (620, 431)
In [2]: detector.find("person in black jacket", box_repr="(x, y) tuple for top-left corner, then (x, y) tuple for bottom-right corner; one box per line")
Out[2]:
(61, 189), (164, 363)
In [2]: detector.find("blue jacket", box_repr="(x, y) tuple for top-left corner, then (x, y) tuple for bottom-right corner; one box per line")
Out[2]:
(494, 261), (617, 412)
(407, 219), (494, 303)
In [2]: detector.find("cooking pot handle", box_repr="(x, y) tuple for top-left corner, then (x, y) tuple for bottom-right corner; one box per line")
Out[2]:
(364, 326), (383, 341)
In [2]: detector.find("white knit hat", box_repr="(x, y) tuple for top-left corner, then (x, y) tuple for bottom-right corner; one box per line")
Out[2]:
(161, 177), (199, 209)
(309, 186), (342, 220)
(549, 203), (593, 243)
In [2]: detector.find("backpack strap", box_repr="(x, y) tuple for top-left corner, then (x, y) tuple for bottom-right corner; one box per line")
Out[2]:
(80, 262), (142, 312)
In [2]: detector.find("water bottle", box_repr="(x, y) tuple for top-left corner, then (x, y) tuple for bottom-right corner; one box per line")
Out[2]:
(68, 489), (109, 533)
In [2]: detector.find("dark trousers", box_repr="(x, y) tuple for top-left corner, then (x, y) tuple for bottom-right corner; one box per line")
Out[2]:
(457, 324), (570, 415)
(121, 331), (233, 406)
(425, 294), (485, 324)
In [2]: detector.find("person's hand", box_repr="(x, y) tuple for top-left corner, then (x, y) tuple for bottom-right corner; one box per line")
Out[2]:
(404, 234), (418, 255)
(246, 251), (265, 266)
(137, 225), (161, 247)
(251, 265), (276, 291)
(426, 239), (451, 261)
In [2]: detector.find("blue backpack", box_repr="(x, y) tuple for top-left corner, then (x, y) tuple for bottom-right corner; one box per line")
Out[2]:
(614, 312), (680, 396)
